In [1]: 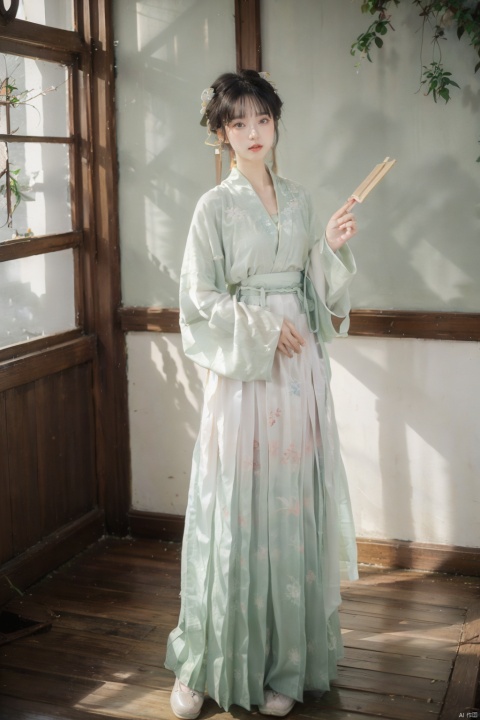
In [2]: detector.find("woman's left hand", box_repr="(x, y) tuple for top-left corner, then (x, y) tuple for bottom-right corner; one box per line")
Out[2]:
(325, 198), (358, 252)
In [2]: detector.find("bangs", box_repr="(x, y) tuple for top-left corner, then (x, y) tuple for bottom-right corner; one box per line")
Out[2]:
(223, 92), (276, 124)
(204, 71), (283, 135)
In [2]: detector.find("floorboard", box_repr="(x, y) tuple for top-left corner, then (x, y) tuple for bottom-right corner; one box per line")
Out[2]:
(0, 538), (479, 720)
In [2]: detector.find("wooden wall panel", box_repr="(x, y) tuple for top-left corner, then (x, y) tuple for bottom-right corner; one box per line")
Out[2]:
(6, 383), (41, 556)
(0, 363), (97, 567)
(64, 363), (97, 518)
(35, 373), (68, 536)
(0, 0), (124, 586)
(0, 393), (13, 564)
(35, 365), (97, 537)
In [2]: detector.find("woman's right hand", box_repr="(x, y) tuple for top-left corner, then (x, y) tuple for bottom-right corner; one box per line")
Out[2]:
(277, 319), (306, 358)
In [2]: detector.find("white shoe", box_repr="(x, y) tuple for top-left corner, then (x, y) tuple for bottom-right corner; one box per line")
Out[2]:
(258, 690), (296, 717)
(170, 678), (204, 719)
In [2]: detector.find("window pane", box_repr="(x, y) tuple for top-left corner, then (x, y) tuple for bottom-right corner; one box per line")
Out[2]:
(0, 249), (76, 348)
(0, 141), (71, 241)
(0, 54), (69, 138)
(17, 0), (74, 31)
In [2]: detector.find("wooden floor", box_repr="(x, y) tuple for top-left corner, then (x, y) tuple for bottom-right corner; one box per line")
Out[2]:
(0, 538), (479, 720)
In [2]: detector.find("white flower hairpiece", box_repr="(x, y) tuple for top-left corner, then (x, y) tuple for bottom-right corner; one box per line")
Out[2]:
(200, 87), (214, 117)
(200, 72), (275, 117)
(200, 72), (276, 128)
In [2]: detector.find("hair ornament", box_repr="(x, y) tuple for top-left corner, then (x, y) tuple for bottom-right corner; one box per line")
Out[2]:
(200, 70), (282, 182)
(200, 87), (214, 117)
(259, 71), (276, 89)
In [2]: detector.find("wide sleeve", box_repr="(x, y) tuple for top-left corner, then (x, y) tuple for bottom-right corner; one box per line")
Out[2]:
(179, 194), (283, 382)
(305, 192), (357, 342)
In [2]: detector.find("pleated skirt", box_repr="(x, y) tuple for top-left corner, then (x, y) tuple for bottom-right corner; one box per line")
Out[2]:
(165, 293), (358, 711)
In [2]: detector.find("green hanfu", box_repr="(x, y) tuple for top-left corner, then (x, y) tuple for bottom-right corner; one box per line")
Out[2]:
(165, 167), (358, 711)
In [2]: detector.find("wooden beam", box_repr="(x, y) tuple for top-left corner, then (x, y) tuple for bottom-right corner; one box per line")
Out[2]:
(349, 309), (480, 342)
(117, 307), (181, 333)
(128, 511), (480, 578)
(0, 336), (95, 393)
(0, 231), (82, 263)
(0, 134), (73, 144)
(78, 0), (131, 535)
(128, 510), (185, 543)
(0, 18), (83, 55)
(357, 537), (480, 577)
(234, 0), (261, 72)
(0, 328), (83, 363)
(0, 36), (76, 65)
(117, 305), (480, 342)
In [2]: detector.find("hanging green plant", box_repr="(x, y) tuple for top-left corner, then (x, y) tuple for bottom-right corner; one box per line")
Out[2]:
(420, 60), (461, 101)
(0, 57), (62, 229)
(350, 0), (480, 160)
(0, 166), (33, 221)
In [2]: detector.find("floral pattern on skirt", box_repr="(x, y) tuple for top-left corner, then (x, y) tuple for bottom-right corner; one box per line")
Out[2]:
(165, 293), (357, 711)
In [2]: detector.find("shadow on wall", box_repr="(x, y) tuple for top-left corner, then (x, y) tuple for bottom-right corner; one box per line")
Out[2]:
(115, 0), (235, 308)
(0, 251), (74, 348)
(331, 336), (480, 548)
(116, 1), (480, 543)
(307, 102), (480, 313)
(127, 332), (205, 514)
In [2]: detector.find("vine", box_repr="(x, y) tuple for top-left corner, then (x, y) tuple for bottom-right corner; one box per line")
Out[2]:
(350, 1), (480, 159)
(1, 58), (62, 229)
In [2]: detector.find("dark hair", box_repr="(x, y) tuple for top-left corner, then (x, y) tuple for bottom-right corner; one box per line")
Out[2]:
(204, 69), (283, 145)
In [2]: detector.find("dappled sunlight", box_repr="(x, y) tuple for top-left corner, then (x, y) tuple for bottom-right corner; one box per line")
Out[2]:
(75, 681), (165, 718)
(0, 53), (70, 242)
(330, 337), (480, 548)
(16, 0), (73, 30)
(127, 333), (205, 514)
(115, 1), (236, 307)
(264, 0), (480, 313)
(410, 237), (471, 305)
(150, 334), (204, 414)
(0, 250), (75, 347)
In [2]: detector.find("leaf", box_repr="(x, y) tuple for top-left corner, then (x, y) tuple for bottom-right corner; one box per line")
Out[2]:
(475, 61), (480, 73)
(375, 36), (384, 48)
(448, 79), (460, 89)
(438, 88), (450, 102)
(457, 25), (465, 40)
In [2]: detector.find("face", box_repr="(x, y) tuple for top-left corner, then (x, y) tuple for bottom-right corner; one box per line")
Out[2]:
(223, 99), (275, 165)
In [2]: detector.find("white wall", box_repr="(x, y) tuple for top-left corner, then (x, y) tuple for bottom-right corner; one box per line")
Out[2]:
(330, 337), (480, 548)
(115, 1), (480, 549)
(126, 332), (480, 548)
(114, 0), (236, 307)
(261, 0), (480, 312)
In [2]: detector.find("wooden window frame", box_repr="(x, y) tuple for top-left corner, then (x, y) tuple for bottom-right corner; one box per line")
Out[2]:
(0, 17), (84, 342)
(0, 1), (131, 535)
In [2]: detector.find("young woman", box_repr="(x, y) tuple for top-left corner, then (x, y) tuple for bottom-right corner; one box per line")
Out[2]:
(165, 70), (359, 718)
